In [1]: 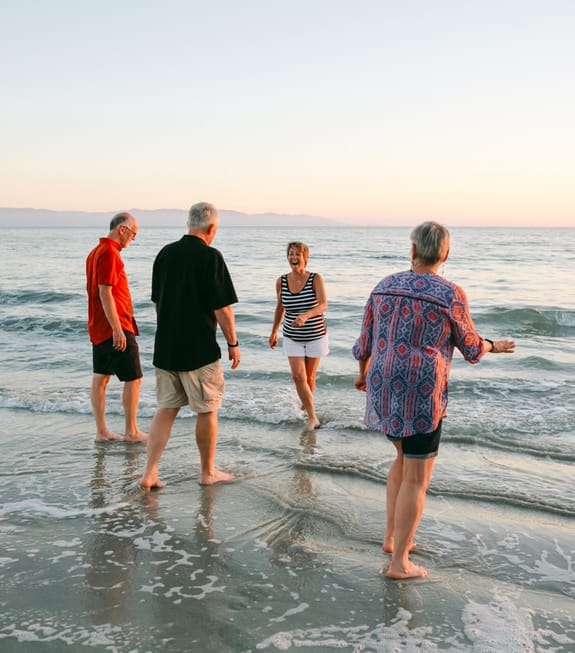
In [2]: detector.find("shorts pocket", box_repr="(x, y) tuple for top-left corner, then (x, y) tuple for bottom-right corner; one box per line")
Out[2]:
(199, 362), (224, 402)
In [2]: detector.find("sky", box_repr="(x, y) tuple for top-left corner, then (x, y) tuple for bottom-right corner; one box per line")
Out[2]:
(1, 1), (574, 226)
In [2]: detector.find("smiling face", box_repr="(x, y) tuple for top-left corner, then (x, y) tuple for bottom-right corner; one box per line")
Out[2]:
(286, 242), (309, 271)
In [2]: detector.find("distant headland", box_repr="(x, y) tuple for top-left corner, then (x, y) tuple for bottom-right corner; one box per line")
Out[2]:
(0, 207), (344, 228)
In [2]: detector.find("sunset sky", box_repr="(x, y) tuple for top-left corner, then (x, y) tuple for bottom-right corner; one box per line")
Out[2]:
(2, 1), (574, 226)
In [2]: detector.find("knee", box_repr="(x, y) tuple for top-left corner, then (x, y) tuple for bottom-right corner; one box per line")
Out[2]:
(291, 372), (307, 385)
(93, 374), (111, 389)
(126, 377), (142, 388)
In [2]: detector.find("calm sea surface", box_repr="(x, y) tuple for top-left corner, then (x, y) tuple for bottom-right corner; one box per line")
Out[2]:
(0, 226), (573, 652)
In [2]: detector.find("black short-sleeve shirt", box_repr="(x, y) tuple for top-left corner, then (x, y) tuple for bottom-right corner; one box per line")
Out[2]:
(152, 235), (238, 371)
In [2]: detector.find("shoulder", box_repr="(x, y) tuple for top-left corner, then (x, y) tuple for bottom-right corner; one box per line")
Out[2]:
(154, 242), (172, 261)
(429, 275), (460, 296)
(98, 243), (120, 264)
(209, 245), (226, 261)
(449, 280), (468, 303)
(156, 236), (189, 257)
(373, 272), (402, 293)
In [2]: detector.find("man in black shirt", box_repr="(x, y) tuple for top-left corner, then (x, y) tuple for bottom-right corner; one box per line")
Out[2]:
(139, 202), (240, 487)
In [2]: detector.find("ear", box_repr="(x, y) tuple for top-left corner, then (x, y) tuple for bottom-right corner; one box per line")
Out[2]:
(442, 248), (450, 263)
(411, 243), (417, 260)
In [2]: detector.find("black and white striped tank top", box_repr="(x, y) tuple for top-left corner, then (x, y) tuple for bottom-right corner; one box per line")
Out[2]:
(281, 272), (327, 342)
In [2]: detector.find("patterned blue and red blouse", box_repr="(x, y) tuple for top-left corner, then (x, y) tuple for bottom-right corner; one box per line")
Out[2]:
(352, 271), (487, 437)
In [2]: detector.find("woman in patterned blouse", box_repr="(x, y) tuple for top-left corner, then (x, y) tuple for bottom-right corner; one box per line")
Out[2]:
(353, 222), (515, 579)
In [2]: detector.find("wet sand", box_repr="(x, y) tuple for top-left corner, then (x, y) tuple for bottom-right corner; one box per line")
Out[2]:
(0, 410), (574, 652)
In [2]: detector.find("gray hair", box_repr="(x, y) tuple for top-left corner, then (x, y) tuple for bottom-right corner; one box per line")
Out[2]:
(410, 221), (450, 265)
(187, 202), (218, 230)
(109, 212), (133, 231)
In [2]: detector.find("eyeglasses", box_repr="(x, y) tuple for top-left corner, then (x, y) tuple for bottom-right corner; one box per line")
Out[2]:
(122, 225), (137, 239)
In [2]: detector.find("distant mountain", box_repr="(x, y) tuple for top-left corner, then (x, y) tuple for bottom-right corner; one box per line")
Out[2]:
(0, 207), (342, 228)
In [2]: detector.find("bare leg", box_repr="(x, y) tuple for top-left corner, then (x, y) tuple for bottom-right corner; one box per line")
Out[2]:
(383, 441), (403, 553)
(122, 378), (147, 442)
(288, 357), (320, 431)
(386, 456), (436, 579)
(196, 411), (233, 485)
(304, 356), (320, 393)
(139, 407), (179, 488)
(91, 373), (121, 441)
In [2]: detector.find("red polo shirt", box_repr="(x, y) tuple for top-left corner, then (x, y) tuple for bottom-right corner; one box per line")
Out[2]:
(86, 238), (138, 345)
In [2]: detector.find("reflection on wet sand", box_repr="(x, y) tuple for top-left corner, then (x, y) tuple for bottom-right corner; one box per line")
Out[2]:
(84, 446), (145, 624)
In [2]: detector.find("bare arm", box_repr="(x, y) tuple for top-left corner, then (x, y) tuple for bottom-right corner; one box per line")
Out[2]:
(354, 356), (371, 391)
(269, 277), (285, 349)
(214, 304), (240, 369)
(483, 338), (516, 354)
(98, 284), (126, 351)
(291, 273), (328, 328)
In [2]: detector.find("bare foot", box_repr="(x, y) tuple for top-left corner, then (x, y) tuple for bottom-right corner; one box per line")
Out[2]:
(124, 429), (148, 443)
(382, 536), (416, 554)
(199, 469), (234, 486)
(95, 430), (122, 442)
(139, 470), (167, 489)
(385, 560), (428, 580)
(303, 417), (320, 432)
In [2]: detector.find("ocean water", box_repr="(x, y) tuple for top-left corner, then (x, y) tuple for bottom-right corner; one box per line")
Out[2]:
(0, 225), (573, 652)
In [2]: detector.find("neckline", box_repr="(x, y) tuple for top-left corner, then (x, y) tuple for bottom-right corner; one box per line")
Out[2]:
(286, 271), (311, 294)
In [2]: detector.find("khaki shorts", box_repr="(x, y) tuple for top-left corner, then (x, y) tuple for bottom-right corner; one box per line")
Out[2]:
(155, 361), (224, 413)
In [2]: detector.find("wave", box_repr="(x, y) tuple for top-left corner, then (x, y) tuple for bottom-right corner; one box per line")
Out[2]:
(0, 315), (86, 335)
(0, 289), (80, 305)
(446, 433), (575, 462)
(0, 314), (159, 338)
(261, 450), (575, 518)
(478, 307), (575, 336)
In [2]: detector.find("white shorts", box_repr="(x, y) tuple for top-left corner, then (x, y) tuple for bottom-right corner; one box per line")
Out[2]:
(282, 334), (329, 358)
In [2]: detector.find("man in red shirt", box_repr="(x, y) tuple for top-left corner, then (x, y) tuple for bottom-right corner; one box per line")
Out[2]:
(86, 212), (147, 442)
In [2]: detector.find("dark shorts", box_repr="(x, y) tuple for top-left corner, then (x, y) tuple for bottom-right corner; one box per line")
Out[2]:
(386, 421), (442, 459)
(92, 331), (142, 382)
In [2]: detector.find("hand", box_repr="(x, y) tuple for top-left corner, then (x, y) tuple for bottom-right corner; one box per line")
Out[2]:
(113, 329), (127, 351)
(291, 315), (307, 328)
(354, 375), (366, 392)
(269, 333), (278, 349)
(492, 340), (516, 353)
(229, 346), (240, 369)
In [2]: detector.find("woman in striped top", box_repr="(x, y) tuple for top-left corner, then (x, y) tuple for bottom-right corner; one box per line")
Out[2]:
(269, 241), (328, 431)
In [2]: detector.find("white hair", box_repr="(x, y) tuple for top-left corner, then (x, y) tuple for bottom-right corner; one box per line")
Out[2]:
(410, 221), (450, 265)
(187, 202), (218, 229)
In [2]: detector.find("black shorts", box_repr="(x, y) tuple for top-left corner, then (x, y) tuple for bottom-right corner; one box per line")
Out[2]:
(92, 331), (142, 382)
(387, 421), (442, 459)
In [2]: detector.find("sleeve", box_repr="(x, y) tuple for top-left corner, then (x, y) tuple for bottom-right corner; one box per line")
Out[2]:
(352, 296), (374, 361)
(96, 249), (120, 287)
(151, 250), (162, 303)
(208, 250), (238, 310)
(450, 284), (486, 364)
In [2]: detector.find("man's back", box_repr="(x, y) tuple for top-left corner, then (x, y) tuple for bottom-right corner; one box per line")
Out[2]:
(152, 235), (238, 371)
